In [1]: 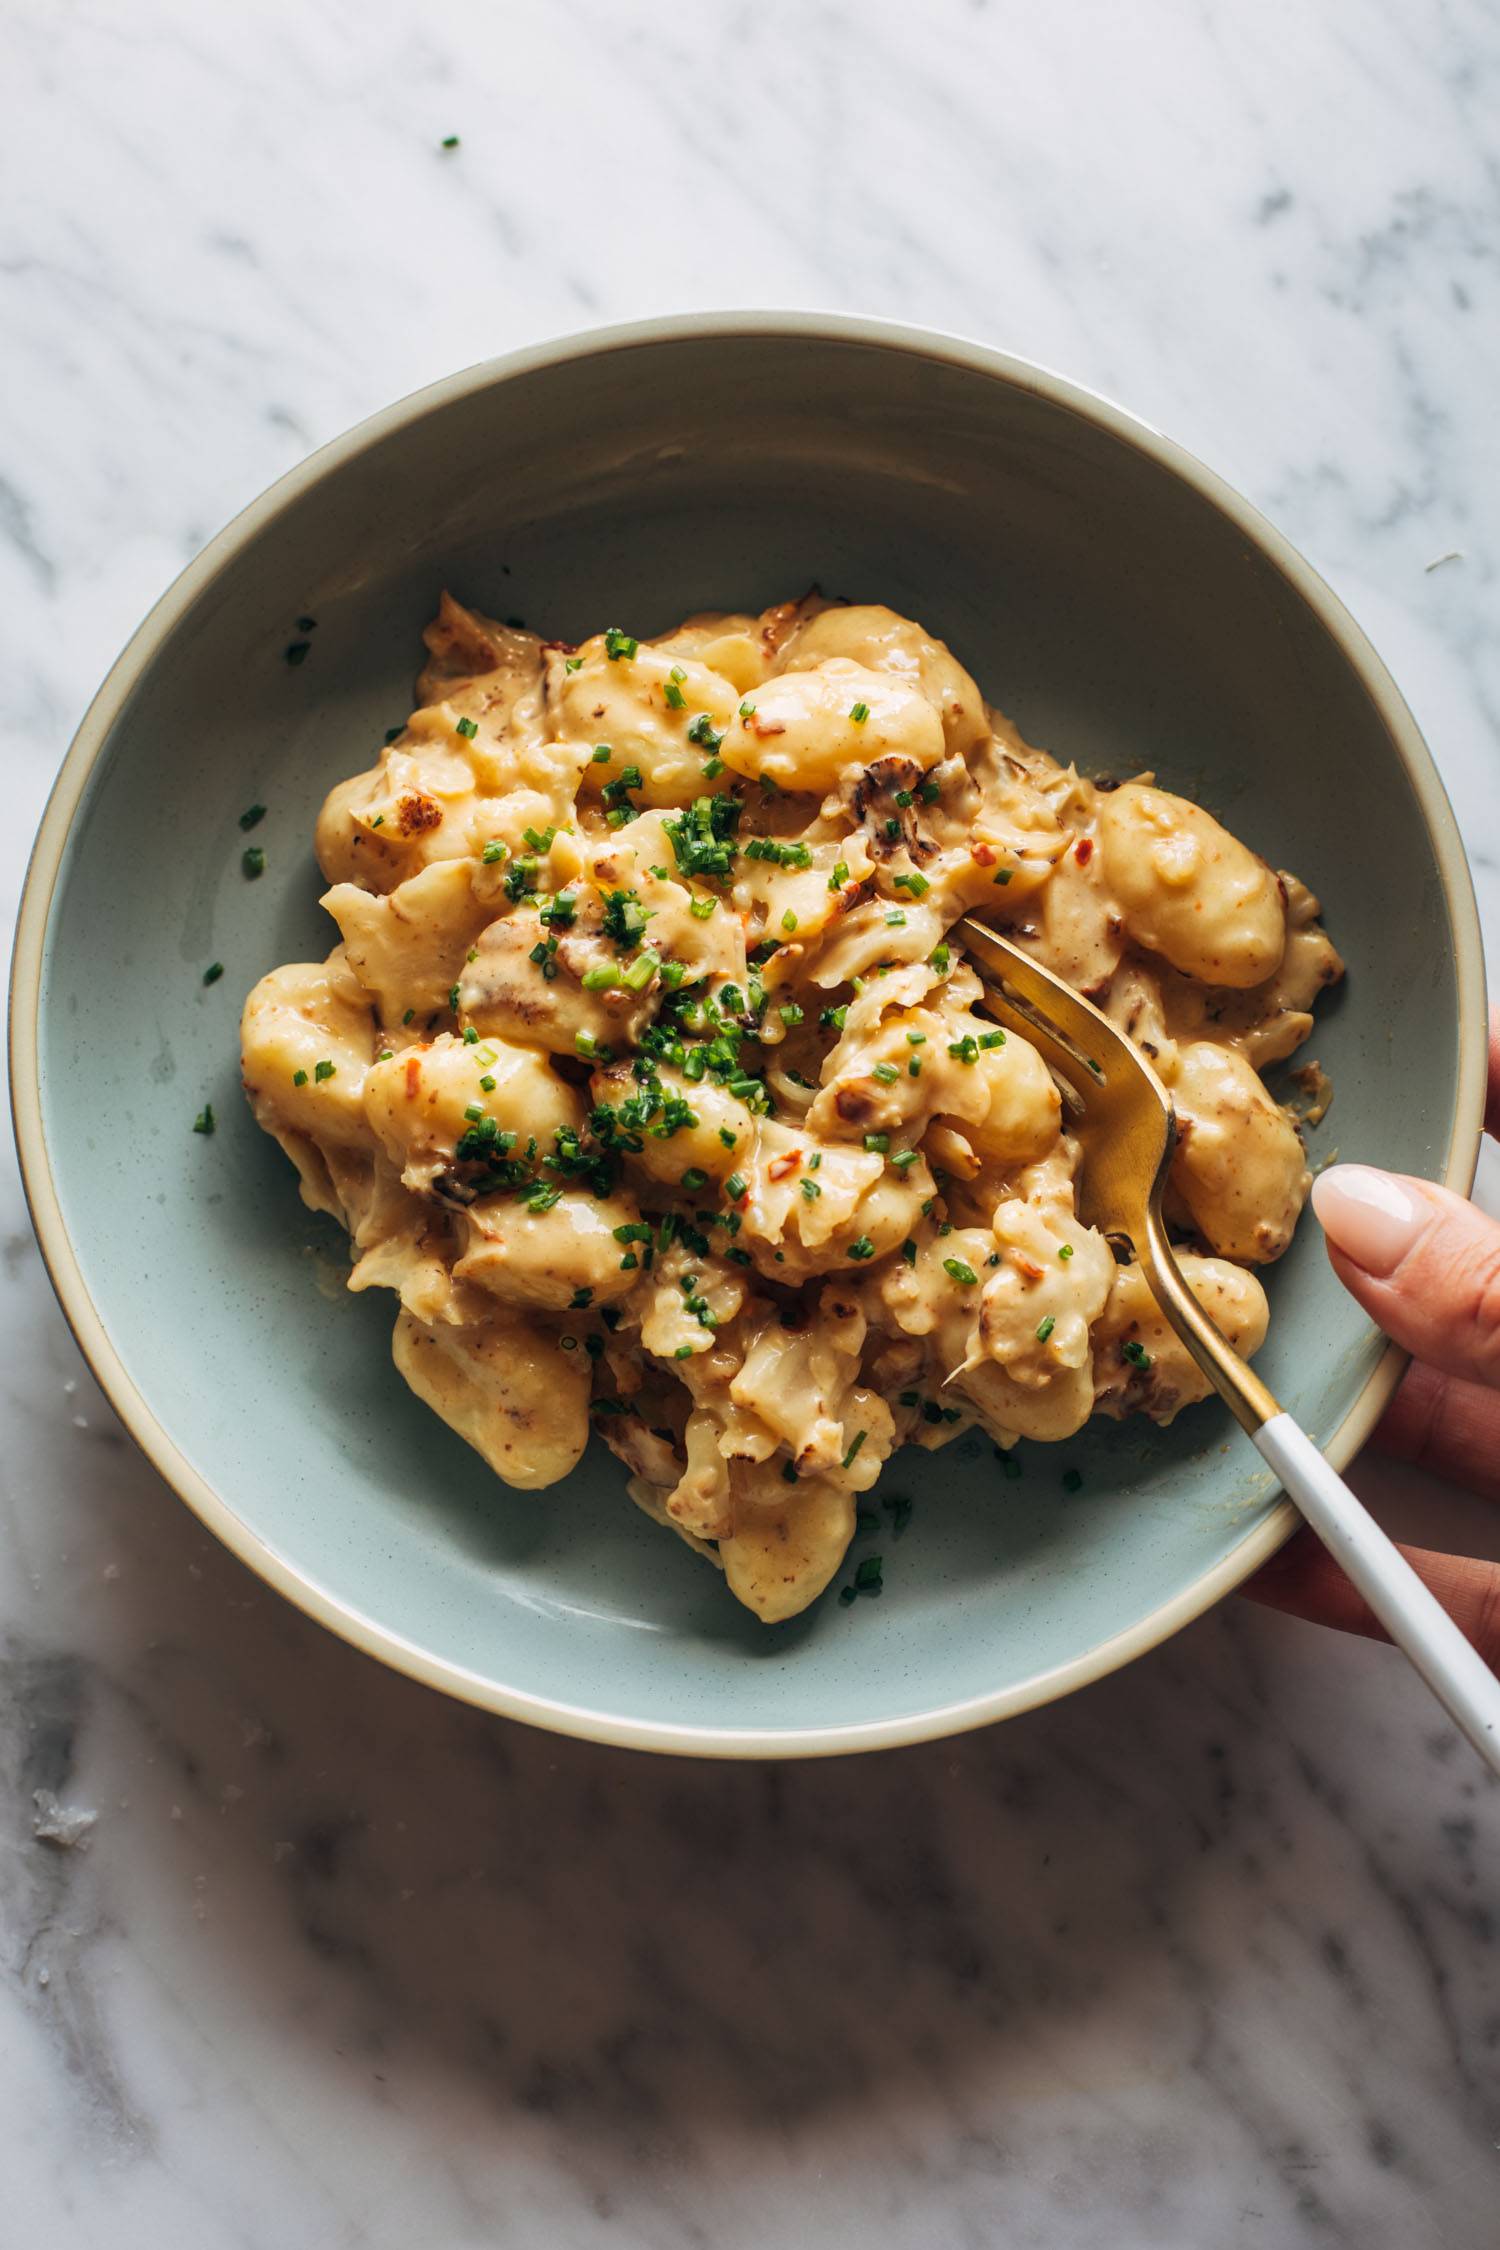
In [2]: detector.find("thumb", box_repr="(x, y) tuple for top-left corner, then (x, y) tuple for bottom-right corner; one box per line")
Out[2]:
(1311, 1165), (1500, 1389)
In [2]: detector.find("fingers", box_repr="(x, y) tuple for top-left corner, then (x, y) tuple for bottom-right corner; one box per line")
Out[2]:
(1242, 1527), (1500, 1667)
(1376, 1360), (1500, 1502)
(1310, 1167), (1500, 1389)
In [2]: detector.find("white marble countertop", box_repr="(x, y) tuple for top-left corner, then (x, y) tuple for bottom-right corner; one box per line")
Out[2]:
(3, 3), (1498, 2243)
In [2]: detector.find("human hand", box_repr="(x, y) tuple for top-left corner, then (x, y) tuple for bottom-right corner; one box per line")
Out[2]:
(1242, 1010), (1500, 1665)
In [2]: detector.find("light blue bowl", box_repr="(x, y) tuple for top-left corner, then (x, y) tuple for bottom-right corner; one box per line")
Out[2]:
(10, 316), (1487, 1756)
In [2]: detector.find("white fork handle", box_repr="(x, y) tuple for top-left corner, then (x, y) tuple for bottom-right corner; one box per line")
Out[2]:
(1255, 1412), (1500, 1777)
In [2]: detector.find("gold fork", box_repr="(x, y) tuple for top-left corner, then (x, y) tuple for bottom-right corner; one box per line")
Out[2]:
(958, 914), (1500, 1776)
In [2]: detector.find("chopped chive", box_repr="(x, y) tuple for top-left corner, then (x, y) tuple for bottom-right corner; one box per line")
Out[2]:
(725, 1172), (746, 1199)
(402, 1007), (415, 1024)
(564, 656), (584, 673)
(292, 1068), (308, 1087)
(943, 1257), (978, 1285)
(479, 1074), (496, 1091)
(664, 678), (686, 710)
(900, 1238), (917, 1266)
(441, 133), (460, 148)
(781, 910), (798, 933)
(854, 1555), (883, 1592)
(847, 1235), (876, 1261)
(872, 1062), (899, 1085)
(284, 641), (311, 666)
(779, 1002), (803, 1026)
(581, 962), (622, 991)
(891, 1150), (919, 1170)
(674, 1344), (694, 1359)
(238, 803), (266, 831)
(739, 701), (756, 718)
(481, 839), (507, 863)
(314, 1059), (335, 1083)
(993, 869), (1013, 886)
(463, 1026), (479, 1044)
(689, 896), (717, 920)
(1059, 1244), (1074, 1262)
(842, 1430), (867, 1470)
(619, 948), (660, 991)
(1035, 1314), (1055, 1343)
(455, 715), (478, 739)
(864, 1132), (890, 1154)
(192, 1103), (215, 1135)
(202, 962), (223, 985)
(592, 743), (613, 764)
(241, 846), (265, 879)
(930, 943), (950, 974)
(603, 628), (638, 661)
(801, 1178), (821, 1200)
(1122, 1339), (1153, 1369)
(849, 701), (870, 723)
(978, 1030), (1006, 1049)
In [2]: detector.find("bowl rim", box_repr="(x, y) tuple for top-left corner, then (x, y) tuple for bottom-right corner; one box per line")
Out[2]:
(8, 309), (1488, 1759)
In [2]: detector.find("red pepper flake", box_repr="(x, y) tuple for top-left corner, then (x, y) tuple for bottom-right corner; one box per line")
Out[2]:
(767, 1150), (803, 1182)
(404, 1056), (422, 1099)
(972, 842), (997, 867)
(1074, 836), (1094, 866)
(1012, 1252), (1046, 1282)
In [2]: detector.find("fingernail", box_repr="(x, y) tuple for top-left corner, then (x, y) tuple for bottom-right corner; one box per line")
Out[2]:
(1310, 1164), (1430, 1276)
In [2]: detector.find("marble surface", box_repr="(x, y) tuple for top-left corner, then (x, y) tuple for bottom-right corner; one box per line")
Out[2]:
(3, 0), (1499, 2242)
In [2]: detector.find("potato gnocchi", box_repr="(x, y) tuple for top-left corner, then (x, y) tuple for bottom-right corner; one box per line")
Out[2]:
(243, 594), (1342, 1622)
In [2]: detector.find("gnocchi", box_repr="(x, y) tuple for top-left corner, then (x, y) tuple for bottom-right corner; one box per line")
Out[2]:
(244, 593), (1341, 1622)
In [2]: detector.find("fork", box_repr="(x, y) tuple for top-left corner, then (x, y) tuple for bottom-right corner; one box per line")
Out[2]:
(958, 914), (1500, 1777)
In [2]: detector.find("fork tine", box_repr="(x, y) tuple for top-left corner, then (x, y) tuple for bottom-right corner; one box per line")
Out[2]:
(956, 916), (1108, 1098)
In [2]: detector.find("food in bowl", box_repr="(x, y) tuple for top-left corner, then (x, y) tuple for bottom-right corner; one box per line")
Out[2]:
(242, 592), (1342, 1623)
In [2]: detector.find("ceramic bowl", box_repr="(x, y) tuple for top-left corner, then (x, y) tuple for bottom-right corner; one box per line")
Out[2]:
(10, 315), (1486, 1756)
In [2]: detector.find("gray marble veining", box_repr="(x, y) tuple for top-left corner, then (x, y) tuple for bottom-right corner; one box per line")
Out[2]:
(2, 1), (1498, 2243)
